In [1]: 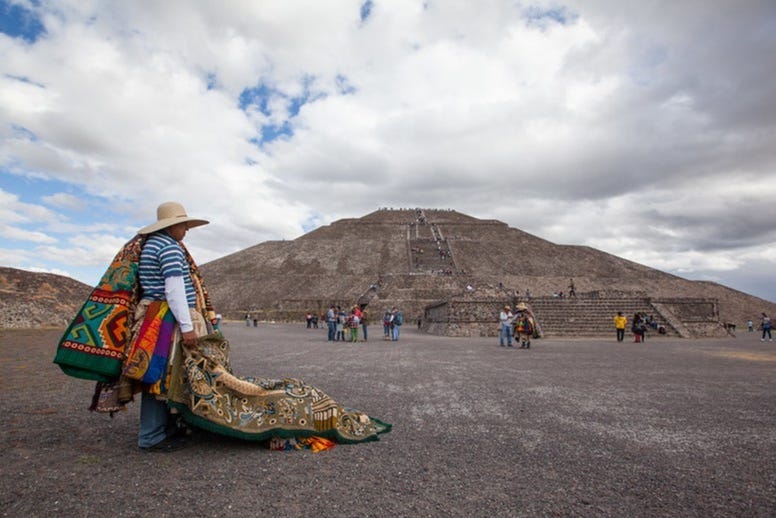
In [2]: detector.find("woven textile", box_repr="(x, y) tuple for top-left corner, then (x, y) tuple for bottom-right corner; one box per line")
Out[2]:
(54, 236), (214, 382)
(54, 235), (146, 381)
(122, 300), (176, 384)
(169, 334), (392, 444)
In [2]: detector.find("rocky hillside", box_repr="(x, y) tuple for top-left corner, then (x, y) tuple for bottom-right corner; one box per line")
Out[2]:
(0, 267), (91, 328)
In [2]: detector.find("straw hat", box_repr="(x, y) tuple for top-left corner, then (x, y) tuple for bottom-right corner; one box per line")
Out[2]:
(138, 201), (209, 235)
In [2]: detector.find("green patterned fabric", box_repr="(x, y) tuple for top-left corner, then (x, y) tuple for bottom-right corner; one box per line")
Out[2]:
(54, 235), (145, 381)
(169, 334), (392, 444)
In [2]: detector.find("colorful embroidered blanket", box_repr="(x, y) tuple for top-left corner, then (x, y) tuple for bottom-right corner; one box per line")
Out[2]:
(169, 334), (392, 444)
(122, 300), (176, 384)
(53, 235), (146, 382)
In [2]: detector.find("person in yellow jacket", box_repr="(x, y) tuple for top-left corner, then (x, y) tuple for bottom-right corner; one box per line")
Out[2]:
(614, 311), (627, 342)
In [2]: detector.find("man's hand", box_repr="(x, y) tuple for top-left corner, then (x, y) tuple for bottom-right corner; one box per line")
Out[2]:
(181, 330), (198, 348)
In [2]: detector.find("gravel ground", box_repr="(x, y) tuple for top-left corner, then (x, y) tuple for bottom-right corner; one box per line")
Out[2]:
(1, 324), (775, 517)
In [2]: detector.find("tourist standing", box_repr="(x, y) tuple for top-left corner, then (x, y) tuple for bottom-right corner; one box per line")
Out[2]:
(499, 305), (514, 347)
(761, 313), (772, 342)
(360, 307), (369, 342)
(391, 307), (403, 341)
(336, 306), (346, 341)
(383, 309), (393, 340)
(326, 305), (337, 341)
(614, 311), (627, 342)
(348, 308), (360, 342)
(632, 313), (646, 343)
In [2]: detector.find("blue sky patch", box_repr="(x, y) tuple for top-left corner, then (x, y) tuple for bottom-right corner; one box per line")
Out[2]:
(0, 0), (46, 43)
(205, 72), (218, 90)
(241, 77), (326, 145)
(336, 74), (356, 95)
(239, 83), (275, 115)
(523, 5), (578, 29)
(11, 124), (38, 142)
(360, 0), (374, 23)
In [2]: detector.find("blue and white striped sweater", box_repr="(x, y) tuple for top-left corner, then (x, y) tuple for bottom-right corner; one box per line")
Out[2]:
(139, 231), (196, 307)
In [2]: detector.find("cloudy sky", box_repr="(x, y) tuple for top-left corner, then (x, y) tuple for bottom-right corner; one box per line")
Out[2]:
(1, 0), (775, 301)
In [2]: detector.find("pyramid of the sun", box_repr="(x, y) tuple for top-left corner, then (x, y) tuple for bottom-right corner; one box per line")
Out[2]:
(201, 208), (775, 337)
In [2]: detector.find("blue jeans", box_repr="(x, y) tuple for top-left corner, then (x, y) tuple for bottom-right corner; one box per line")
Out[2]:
(362, 324), (368, 341)
(391, 325), (400, 340)
(139, 391), (171, 448)
(327, 321), (336, 341)
(500, 324), (512, 346)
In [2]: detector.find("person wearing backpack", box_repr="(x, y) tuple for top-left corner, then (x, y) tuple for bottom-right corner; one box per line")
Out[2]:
(391, 307), (403, 341)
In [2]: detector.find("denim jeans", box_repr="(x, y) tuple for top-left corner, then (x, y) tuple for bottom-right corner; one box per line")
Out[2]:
(138, 391), (171, 448)
(500, 324), (512, 346)
(327, 321), (336, 341)
(391, 325), (400, 340)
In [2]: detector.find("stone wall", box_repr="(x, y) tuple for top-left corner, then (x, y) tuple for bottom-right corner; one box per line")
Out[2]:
(423, 294), (727, 338)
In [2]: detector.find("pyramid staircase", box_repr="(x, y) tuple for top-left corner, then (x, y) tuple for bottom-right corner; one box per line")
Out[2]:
(526, 296), (681, 337)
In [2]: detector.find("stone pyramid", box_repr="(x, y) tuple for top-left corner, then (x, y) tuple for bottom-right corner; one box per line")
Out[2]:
(201, 208), (774, 335)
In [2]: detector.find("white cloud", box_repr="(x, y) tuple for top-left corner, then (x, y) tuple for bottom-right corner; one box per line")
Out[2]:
(41, 192), (82, 210)
(0, 1), (775, 300)
(0, 223), (56, 243)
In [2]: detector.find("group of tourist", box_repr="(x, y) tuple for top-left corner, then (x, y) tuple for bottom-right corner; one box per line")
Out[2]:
(324, 304), (366, 342)
(613, 312), (667, 342)
(244, 313), (258, 327)
(498, 303), (536, 348)
(381, 307), (404, 341)
(320, 304), (404, 342)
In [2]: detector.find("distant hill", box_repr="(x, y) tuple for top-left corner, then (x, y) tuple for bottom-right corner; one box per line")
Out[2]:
(201, 208), (776, 328)
(0, 267), (91, 328)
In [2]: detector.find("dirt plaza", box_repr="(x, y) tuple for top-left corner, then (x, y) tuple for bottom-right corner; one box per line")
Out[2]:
(1, 323), (775, 517)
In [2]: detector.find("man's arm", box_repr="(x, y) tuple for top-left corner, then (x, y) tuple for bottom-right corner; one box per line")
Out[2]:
(164, 275), (197, 347)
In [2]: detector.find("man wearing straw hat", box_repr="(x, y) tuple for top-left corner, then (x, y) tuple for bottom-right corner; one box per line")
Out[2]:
(131, 201), (215, 452)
